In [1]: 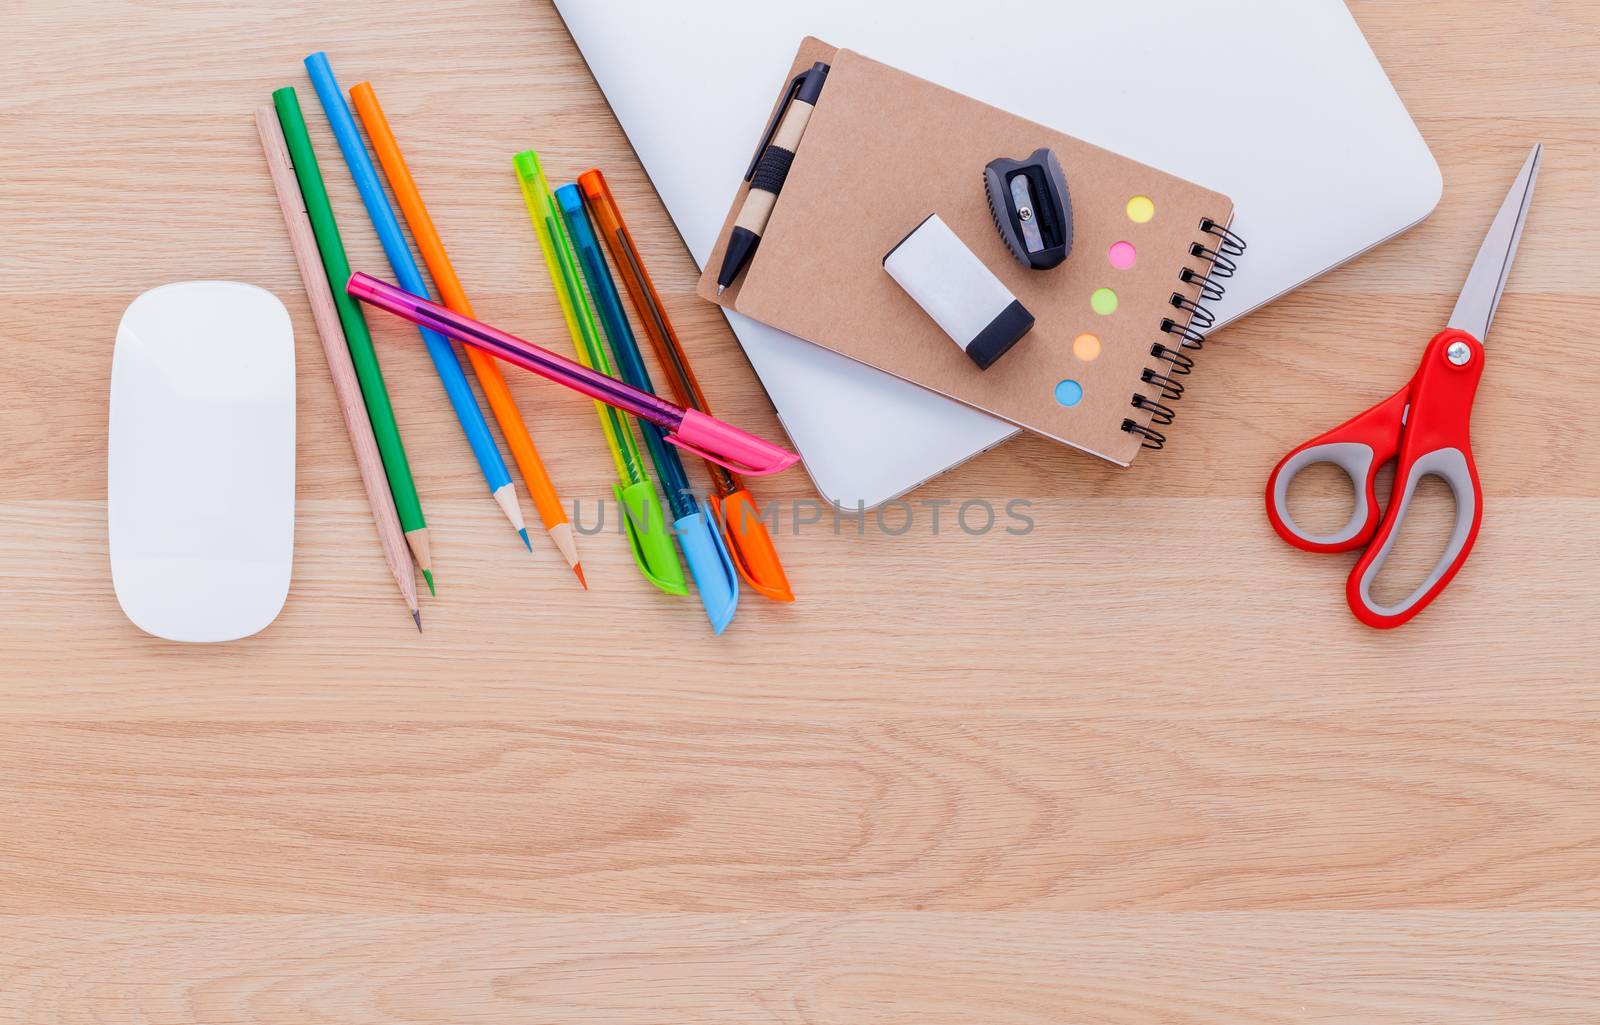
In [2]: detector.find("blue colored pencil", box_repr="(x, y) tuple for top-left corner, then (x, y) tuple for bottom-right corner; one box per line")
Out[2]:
(303, 51), (529, 550)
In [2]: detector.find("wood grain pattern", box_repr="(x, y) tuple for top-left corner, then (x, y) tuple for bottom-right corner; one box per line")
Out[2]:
(3, 914), (1598, 1024)
(2, 0), (1598, 1021)
(2, 718), (1598, 914)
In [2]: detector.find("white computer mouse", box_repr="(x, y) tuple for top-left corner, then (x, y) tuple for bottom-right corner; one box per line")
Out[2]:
(108, 281), (296, 642)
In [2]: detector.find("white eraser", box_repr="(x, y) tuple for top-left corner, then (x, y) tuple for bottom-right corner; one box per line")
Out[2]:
(883, 214), (1033, 369)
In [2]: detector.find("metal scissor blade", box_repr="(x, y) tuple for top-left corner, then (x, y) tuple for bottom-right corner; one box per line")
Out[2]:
(1448, 143), (1542, 342)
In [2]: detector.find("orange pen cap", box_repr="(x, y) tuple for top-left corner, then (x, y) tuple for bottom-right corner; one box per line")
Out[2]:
(712, 488), (794, 603)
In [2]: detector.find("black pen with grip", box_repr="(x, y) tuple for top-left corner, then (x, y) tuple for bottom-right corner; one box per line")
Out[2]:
(716, 61), (830, 295)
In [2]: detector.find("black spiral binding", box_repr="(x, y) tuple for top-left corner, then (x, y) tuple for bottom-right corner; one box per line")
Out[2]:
(1120, 217), (1248, 451)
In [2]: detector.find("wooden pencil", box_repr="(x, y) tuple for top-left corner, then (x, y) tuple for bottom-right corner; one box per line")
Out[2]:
(272, 87), (435, 596)
(349, 81), (585, 589)
(254, 104), (421, 629)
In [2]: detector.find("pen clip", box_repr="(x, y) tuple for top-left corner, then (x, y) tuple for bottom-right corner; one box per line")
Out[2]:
(662, 434), (793, 476)
(745, 72), (807, 182)
(664, 435), (770, 477)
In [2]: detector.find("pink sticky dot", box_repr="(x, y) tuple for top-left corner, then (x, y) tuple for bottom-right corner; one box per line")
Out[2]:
(1108, 241), (1138, 270)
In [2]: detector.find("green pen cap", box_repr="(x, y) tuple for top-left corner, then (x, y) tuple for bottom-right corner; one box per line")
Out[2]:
(616, 479), (687, 596)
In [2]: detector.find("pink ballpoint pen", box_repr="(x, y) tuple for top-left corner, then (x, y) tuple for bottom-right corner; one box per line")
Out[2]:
(347, 273), (799, 477)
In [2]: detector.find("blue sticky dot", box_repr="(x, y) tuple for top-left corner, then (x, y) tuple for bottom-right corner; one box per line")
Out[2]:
(1054, 379), (1084, 407)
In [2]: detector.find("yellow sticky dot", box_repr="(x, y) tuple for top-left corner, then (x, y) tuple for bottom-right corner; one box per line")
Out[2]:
(1073, 333), (1102, 361)
(1090, 288), (1119, 315)
(1126, 195), (1156, 223)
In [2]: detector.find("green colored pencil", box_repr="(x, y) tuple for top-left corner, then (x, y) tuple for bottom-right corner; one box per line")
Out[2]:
(272, 86), (434, 594)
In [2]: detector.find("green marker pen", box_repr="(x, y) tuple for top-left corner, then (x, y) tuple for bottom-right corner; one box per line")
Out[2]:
(514, 150), (685, 596)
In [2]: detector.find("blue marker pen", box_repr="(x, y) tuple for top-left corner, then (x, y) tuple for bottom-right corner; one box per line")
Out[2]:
(556, 183), (739, 634)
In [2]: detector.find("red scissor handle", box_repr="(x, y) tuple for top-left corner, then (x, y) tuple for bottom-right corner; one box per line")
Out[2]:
(1266, 328), (1487, 629)
(1267, 385), (1408, 554)
(1345, 329), (1486, 629)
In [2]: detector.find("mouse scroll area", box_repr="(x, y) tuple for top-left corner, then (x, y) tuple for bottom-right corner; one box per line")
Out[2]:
(108, 281), (296, 642)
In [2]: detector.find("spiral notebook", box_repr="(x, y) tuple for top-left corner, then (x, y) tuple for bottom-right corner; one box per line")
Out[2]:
(698, 39), (1246, 466)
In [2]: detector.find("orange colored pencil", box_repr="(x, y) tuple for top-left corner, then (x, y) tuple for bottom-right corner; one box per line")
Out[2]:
(350, 82), (584, 587)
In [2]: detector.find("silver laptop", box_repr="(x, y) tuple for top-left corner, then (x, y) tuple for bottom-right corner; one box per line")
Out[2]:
(554, 0), (1441, 508)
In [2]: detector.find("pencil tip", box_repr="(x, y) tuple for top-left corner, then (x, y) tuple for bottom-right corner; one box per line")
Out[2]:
(413, 610), (422, 632)
(573, 564), (588, 590)
(422, 569), (436, 596)
(519, 527), (532, 552)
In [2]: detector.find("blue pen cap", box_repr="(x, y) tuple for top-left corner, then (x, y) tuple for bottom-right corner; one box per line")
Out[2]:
(675, 510), (739, 635)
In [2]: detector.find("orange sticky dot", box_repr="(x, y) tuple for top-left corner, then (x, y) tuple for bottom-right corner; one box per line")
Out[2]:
(1073, 333), (1102, 361)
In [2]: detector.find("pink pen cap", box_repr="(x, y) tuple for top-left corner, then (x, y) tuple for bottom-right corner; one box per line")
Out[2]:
(667, 408), (800, 477)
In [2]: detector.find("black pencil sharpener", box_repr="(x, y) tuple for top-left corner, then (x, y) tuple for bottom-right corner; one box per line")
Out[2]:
(984, 147), (1072, 270)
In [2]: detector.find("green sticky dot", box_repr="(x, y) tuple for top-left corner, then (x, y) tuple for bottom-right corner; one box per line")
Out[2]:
(1091, 288), (1119, 315)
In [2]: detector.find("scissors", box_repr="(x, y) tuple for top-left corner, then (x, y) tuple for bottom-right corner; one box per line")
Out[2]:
(1266, 144), (1541, 630)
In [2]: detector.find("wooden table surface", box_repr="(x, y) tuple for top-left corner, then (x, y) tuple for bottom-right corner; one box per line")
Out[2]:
(3, 1), (1599, 1021)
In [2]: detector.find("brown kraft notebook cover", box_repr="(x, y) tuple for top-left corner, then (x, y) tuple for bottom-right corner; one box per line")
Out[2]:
(698, 38), (1237, 466)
